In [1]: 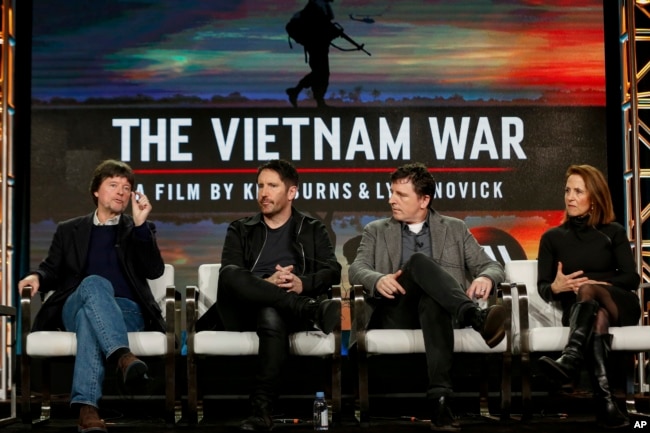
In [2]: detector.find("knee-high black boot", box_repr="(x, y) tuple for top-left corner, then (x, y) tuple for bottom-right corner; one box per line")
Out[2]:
(539, 300), (599, 384)
(591, 334), (629, 429)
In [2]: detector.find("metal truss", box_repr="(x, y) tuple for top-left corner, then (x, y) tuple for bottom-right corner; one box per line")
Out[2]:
(623, 0), (650, 283)
(0, 0), (16, 422)
(621, 0), (650, 394)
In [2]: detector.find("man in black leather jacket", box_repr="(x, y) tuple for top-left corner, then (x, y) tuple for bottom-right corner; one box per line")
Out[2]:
(197, 159), (341, 432)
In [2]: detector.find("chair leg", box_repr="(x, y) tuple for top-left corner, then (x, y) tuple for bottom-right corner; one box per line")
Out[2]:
(521, 352), (532, 421)
(164, 351), (178, 425)
(626, 353), (642, 416)
(38, 358), (52, 424)
(479, 357), (489, 418)
(500, 352), (512, 421)
(20, 354), (31, 424)
(186, 350), (199, 425)
(331, 354), (342, 424)
(478, 354), (500, 421)
(357, 354), (370, 425)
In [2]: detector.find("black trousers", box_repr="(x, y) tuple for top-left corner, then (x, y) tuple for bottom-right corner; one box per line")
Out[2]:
(368, 253), (477, 398)
(199, 264), (312, 402)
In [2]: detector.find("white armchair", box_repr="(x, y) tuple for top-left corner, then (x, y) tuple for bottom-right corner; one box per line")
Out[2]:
(505, 259), (650, 420)
(185, 263), (343, 425)
(20, 264), (179, 425)
(352, 283), (514, 425)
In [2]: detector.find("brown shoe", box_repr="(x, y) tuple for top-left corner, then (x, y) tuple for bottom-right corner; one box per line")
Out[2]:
(116, 351), (148, 386)
(468, 305), (506, 348)
(78, 405), (107, 433)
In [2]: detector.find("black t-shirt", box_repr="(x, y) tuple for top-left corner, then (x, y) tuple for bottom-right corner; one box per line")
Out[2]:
(253, 221), (297, 277)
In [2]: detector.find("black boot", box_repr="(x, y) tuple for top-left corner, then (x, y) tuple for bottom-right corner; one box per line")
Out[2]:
(239, 395), (274, 431)
(430, 396), (460, 432)
(464, 305), (507, 348)
(295, 297), (340, 335)
(313, 299), (340, 334)
(539, 300), (599, 384)
(591, 334), (629, 429)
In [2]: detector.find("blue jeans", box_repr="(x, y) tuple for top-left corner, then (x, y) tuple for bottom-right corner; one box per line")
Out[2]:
(62, 275), (144, 407)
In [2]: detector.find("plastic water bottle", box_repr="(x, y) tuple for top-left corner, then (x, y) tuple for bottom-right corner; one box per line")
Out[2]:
(313, 391), (329, 430)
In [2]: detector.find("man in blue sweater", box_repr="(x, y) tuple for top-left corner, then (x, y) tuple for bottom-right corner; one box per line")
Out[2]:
(18, 159), (166, 433)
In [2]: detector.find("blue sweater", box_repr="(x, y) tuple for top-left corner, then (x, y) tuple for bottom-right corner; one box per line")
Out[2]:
(85, 225), (134, 300)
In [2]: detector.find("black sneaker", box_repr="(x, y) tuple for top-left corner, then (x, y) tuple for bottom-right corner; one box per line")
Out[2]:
(430, 396), (460, 432)
(468, 305), (506, 348)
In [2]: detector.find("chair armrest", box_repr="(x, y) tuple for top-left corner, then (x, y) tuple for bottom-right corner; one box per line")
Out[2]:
(329, 286), (344, 360)
(350, 284), (367, 354)
(186, 286), (197, 335)
(20, 286), (33, 353)
(641, 283), (650, 325)
(515, 283), (529, 354)
(164, 286), (176, 351)
(330, 285), (342, 302)
(498, 283), (514, 353)
(500, 282), (529, 355)
(330, 285), (343, 334)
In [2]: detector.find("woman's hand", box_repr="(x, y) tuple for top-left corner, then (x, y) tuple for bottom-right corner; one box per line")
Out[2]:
(551, 261), (589, 294)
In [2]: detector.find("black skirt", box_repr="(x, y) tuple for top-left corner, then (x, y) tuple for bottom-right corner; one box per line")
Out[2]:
(609, 285), (642, 326)
(560, 284), (641, 326)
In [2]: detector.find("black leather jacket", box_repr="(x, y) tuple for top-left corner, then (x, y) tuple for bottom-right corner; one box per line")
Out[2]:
(220, 208), (341, 298)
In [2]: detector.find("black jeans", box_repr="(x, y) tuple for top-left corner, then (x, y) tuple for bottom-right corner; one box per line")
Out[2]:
(368, 253), (477, 398)
(201, 264), (311, 401)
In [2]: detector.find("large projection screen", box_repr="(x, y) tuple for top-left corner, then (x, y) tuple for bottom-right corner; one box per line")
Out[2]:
(30, 1), (608, 288)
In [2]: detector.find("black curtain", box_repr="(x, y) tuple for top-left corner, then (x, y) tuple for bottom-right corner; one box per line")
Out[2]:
(14, 0), (33, 353)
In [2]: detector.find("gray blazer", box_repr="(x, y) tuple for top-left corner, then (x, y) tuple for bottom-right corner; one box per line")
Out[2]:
(349, 210), (505, 330)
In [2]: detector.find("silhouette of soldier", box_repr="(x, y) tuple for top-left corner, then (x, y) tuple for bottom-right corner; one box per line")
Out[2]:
(286, 0), (339, 108)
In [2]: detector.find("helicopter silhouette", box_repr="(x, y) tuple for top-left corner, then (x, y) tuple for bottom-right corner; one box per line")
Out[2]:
(349, 13), (380, 24)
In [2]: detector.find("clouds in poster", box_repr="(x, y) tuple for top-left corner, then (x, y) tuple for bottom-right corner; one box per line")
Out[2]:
(31, 0), (605, 104)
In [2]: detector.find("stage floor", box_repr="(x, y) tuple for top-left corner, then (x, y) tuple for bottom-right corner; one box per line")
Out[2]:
(2, 393), (648, 433)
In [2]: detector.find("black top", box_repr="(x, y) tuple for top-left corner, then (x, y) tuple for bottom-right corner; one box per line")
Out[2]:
(253, 221), (296, 277)
(537, 215), (639, 320)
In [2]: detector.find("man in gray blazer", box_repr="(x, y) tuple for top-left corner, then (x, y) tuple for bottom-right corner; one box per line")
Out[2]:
(349, 163), (506, 432)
